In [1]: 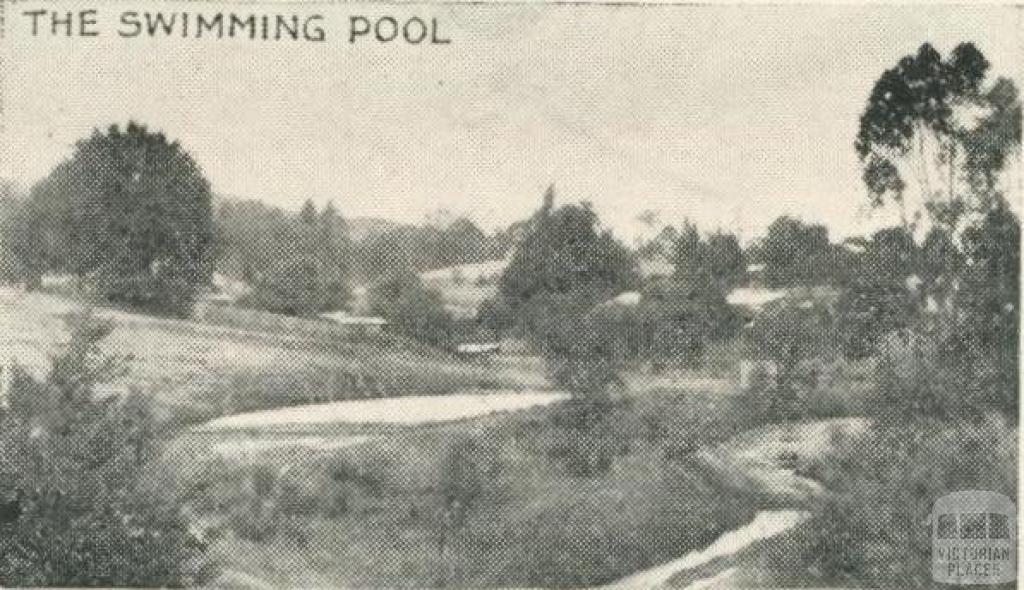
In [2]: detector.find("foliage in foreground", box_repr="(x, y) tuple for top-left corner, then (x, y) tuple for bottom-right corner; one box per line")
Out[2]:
(772, 416), (1017, 588)
(0, 313), (205, 586)
(176, 390), (761, 588)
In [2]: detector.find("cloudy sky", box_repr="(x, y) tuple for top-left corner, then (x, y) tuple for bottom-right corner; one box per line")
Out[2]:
(3, 2), (1021, 243)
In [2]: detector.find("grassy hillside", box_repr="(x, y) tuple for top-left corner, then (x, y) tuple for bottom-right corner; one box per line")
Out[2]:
(418, 259), (506, 320)
(0, 289), (546, 424)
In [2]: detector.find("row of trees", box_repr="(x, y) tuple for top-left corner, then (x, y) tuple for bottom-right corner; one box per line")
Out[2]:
(0, 122), (511, 321)
(773, 42), (1020, 589)
(0, 120), (967, 333)
(353, 217), (514, 282)
(214, 199), (350, 316)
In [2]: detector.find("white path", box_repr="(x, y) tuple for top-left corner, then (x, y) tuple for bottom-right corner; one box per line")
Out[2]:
(198, 391), (568, 430)
(600, 418), (870, 589)
(600, 510), (808, 589)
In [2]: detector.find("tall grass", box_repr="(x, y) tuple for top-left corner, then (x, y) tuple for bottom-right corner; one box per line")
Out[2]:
(168, 391), (767, 588)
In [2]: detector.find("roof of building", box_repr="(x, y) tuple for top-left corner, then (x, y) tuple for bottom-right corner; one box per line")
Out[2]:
(320, 312), (388, 326)
(456, 342), (501, 354)
(726, 287), (788, 310)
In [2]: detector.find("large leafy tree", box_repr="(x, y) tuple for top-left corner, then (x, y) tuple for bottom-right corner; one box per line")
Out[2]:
(854, 42), (1020, 382)
(856, 42), (1021, 232)
(499, 191), (638, 311)
(26, 122), (213, 314)
(498, 188), (638, 397)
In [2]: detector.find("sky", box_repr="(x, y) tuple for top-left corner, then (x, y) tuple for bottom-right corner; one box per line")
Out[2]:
(2, 2), (1021, 245)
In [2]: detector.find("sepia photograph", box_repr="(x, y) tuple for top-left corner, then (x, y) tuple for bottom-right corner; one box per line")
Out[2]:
(0, 2), (1020, 587)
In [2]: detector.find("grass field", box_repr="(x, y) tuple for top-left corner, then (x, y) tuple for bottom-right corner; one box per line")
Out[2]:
(0, 289), (546, 424)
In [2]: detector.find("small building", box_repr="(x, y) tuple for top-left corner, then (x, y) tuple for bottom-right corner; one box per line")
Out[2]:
(598, 290), (642, 308)
(455, 342), (501, 357)
(319, 311), (389, 336)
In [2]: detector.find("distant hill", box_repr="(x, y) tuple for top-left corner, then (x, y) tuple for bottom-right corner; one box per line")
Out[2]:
(0, 288), (543, 424)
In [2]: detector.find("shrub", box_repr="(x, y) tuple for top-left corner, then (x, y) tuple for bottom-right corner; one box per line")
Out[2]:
(871, 325), (1017, 423)
(541, 313), (624, 395)
(545, 398), (630, 476)
(368, 271), (455, 348)
(0, 312), (206, 586)
(786, 416), (1016, 588)
(637, 276), (741, 368)
(743, 302), (837, 420)
(837, 279), (918, 360)
(476, 296), (515, 340)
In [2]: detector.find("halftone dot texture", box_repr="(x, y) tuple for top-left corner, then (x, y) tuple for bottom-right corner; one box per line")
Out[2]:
(0, 2), (1019, 588)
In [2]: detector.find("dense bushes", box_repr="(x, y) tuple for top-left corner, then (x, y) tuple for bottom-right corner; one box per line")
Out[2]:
(368, 271), (455, 348)
(782, 416), (1016, 588)
(0, 313), (205, 586)
(741, 300), (839, 420)
(762, 201), (1020, 587)
(354, 217), (506, 281)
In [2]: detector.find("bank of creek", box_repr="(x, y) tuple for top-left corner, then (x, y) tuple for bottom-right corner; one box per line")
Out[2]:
(191, 391), (868, 588)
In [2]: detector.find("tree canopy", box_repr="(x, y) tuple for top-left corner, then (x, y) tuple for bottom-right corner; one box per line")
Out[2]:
(499, 197), (639, 310)
(21, 122), (214, 314)
(760, 216), (836, 287)
(216, 198), (351, 316)
(354, 216), (503, 281)
(856, 42), (1021, 233)
(672, 222), (746, 289)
